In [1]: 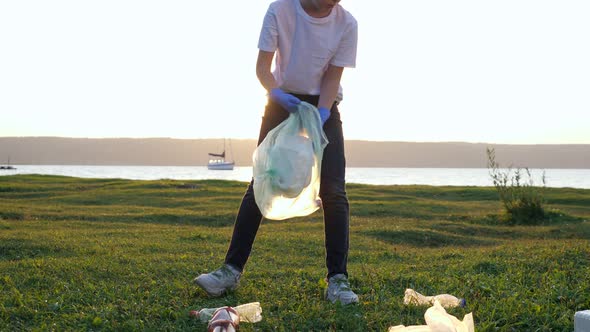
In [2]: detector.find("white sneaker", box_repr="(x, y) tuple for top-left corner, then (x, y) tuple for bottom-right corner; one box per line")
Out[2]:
(193, 264), (241, 297)
(325, 274), (359, 305)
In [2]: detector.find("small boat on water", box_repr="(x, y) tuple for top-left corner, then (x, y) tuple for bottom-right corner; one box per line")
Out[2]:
(208, 139), (235, 171)
(0, 157), (16, 170)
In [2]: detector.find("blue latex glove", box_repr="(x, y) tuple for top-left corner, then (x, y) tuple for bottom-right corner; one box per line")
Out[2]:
(270, 88), (301, 113)
(318, 106), (331, 126)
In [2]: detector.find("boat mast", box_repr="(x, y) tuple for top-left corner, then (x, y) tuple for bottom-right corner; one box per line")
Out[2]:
(228, 139), (233, 162)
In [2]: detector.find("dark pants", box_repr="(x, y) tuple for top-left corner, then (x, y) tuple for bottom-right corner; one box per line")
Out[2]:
(224, 94), (350, 279)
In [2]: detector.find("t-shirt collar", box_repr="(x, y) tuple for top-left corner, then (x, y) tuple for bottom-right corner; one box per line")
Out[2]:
(295, 0), (336, 24)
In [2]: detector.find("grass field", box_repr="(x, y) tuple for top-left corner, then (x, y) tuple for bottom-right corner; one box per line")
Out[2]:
(1, 174), (589, 331)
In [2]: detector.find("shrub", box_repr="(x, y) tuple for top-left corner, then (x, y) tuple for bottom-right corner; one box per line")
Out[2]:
(486, 147), (547, 224)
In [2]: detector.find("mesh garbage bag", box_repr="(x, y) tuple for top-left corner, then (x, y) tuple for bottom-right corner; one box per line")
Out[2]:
(253, 102), (329, 220)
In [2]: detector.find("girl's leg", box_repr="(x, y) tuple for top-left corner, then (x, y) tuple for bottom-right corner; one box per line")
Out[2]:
(224, 100), (289, 271)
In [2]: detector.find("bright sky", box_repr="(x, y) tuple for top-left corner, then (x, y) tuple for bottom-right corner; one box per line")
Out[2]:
(1, 1), (589, 144)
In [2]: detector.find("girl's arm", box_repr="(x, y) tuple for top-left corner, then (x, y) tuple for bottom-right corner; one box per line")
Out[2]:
(318, 65), (344, 109)
(256, 50), (278, 91)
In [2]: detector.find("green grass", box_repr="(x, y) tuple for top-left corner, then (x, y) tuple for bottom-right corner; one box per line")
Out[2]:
(1, 174), (589, 331)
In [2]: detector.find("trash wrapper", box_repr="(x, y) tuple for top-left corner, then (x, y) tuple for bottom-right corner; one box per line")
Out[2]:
(404, 288), (466, 308)
(253, 102), (328, 220)
(389, 300), (474, 332)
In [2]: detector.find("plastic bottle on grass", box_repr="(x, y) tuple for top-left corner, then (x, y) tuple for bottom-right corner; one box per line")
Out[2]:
(207, 306), (239, 332)
(233, 302), (262, 323)
(189, 302), (262, 323)
(189, 307), (217, 323)
(404, 288), (466, 308)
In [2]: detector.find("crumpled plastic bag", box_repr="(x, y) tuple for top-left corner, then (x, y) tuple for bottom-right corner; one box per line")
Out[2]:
(404, 288), (466, 308)
(388, 300), (474, 332)
(253, 101), (328, 220)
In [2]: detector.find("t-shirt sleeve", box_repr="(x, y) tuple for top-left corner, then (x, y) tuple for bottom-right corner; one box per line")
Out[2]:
(258, 5), (278, 52)
(331, 20), (358, 68)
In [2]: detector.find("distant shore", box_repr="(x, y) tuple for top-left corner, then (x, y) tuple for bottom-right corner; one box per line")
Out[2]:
(1, 137), (589, 168)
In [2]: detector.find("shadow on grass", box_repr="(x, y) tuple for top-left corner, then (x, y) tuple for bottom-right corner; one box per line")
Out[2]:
(364, 229), (496, 248)
(428, 222), (527, 239)
(0, 238), (74, 261)
(351, 205), (451, 221)
(6, 213), (237, 227)
(333, 303), (368, 331)
(0, 211), (27, 221)
(347, 185), (500, 203)
(472, 261), (507, 276)
(103, 213), (236, 227)
(472, 210), (587, 225)
(429, 217), (590, 240)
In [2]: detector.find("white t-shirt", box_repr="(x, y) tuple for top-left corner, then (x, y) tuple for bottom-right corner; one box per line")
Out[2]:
(258, 0), (358, 99)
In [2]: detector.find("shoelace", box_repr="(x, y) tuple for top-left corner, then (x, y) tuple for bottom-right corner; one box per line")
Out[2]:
(213, 266), (238, 280)
(330, 277), (352, 292)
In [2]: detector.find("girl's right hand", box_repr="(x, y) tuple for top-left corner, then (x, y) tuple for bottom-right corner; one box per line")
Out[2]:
(270, 88), (301, 113)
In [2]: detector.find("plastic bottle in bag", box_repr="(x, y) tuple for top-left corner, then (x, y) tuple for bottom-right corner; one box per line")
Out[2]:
(189, 302), (262, 323)
(404, 288), (466, 308)
(252, 102), (329, 220)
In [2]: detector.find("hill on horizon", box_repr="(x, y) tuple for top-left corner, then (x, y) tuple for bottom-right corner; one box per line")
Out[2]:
(1, 137), (589, 168)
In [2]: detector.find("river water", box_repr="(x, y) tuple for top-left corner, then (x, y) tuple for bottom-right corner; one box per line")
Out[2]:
(1, 165), (589, 188)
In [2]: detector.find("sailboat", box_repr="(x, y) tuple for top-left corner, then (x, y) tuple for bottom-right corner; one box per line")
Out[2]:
(0, 156), (16, 170)
(207, 139), (235, 170)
